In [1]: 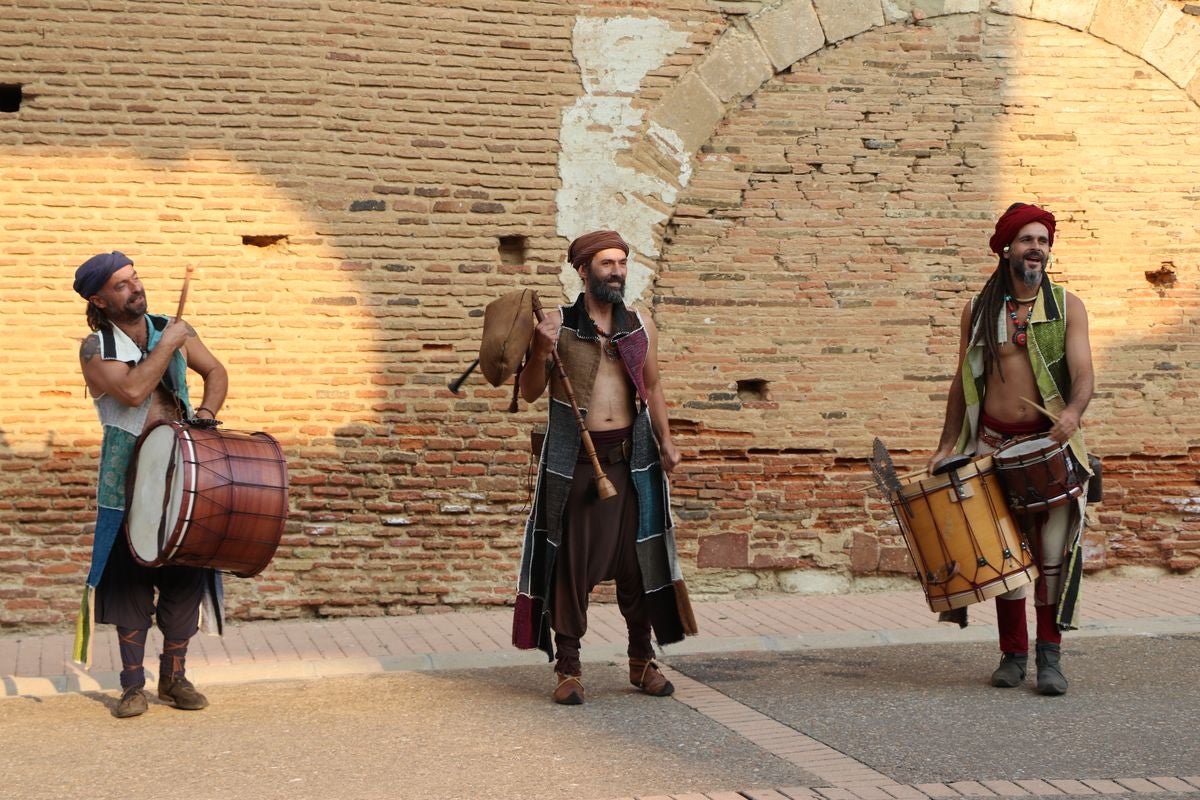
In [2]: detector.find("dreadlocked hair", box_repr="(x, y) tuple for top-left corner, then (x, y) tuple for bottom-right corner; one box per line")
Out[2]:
(85, 302), (111, 332)
(968, 256), (1014, 381)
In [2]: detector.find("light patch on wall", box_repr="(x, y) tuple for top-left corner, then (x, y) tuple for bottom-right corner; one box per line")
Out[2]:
(0, 156), (354, 453)
(556, 16), (691, 303)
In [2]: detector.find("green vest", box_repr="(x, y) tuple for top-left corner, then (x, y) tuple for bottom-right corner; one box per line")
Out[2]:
(956, 279), (1090, 472)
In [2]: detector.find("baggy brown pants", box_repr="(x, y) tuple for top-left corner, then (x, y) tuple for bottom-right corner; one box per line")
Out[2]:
(550, 429), (652, 675)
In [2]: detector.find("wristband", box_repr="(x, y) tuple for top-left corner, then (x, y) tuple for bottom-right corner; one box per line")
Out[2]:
(196, 406), (216, 418)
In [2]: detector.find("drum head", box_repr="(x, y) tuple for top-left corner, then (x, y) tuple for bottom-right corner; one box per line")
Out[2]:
(997, 435), (1058, 460)
(126, 424), (187, 564)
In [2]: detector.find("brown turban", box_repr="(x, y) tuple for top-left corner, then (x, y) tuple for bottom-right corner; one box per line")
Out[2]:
(567, 230), (629, 269)
(989, 203), (1056, 255)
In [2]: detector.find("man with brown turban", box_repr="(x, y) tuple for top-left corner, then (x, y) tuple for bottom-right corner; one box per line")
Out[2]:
(928, 203), (1095, 695)
(512, 230), (695, 705)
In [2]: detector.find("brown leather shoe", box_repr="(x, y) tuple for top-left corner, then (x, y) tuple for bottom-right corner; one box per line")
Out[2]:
(553, 672), (584, 705)
(629, 658), (674, 697)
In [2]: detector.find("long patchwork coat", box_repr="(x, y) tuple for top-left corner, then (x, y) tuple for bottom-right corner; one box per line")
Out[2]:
(512, 294), (690, 661)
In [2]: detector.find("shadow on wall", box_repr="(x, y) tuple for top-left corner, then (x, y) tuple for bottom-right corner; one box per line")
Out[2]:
(0, 2), (584, 629)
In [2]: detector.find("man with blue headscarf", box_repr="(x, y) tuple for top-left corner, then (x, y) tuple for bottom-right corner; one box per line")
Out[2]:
(73, 251), (228, 718)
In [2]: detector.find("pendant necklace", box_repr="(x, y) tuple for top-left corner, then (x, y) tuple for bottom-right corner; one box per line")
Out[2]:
(592, 321), (621, 361)
(1004, 294), (1035, 347)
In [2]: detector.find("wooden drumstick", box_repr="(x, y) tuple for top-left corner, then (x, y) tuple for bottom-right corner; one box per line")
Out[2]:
(174, 265), (194, 320)
(530, 291), (617, 501)
(1019, 395), (1060, 423)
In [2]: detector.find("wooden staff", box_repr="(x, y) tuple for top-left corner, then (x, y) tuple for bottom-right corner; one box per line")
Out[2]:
(175, 265), (194, 320)
(530, 292), (617, 501)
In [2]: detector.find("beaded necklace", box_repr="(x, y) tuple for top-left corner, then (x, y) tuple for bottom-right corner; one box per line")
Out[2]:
(1004, 294), (1036, 347)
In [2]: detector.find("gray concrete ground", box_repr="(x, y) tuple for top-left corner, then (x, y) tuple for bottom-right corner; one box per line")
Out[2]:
(2, 575), (1199, 800)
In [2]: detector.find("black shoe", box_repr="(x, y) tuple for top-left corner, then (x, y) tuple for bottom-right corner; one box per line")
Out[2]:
(157, 675), (209, 710)
(1036, 642), (1068, 695)
(114, 685), (148, 718)
(990, 652), (1028, 687)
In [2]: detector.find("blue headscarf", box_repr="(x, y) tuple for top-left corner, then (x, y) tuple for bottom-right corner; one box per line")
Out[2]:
(73, 251), (133, 299)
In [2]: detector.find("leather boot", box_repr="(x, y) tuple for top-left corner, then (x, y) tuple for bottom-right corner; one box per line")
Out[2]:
(990, 652), (1028, 688)
(552, 672), (584, 705)
(1035, 641), (1068, 695)
(629, 657), (674, 697)
(114, 685), (148, 718)
(157, 675), (209, 710)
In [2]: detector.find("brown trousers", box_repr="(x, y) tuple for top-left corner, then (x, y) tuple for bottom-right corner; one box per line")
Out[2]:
(550, 429), (652, 675)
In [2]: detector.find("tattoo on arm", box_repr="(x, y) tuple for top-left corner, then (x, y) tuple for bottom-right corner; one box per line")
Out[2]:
(80, 336), (100, 363)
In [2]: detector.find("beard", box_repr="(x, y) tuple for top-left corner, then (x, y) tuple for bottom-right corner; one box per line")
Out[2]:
(110, 291), (148, 323)
(1008, 250), (1044, 291)
(586, 270), (625, 305)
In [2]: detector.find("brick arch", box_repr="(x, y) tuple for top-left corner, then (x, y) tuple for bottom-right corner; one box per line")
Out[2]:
(619, 0), (1200, 263)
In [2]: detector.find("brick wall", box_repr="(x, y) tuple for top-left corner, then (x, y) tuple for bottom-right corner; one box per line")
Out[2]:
(659, 13), (1200, 582)
(1, 3), (1197, 631)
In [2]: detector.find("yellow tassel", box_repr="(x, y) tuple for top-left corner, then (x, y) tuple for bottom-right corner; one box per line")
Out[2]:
(71, 587), (95, 667)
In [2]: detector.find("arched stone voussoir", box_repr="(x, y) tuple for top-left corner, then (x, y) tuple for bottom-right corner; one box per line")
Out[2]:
(811, 0), (887, 42)
(1140, 7), (1200, 89)
(647, 71), (726, 159)
(880, 0), (983, 24)
(747, 0), (826, 71)
(1087, 0), (1171, 58)
(1028, 0), (1100, 32)
(697, 25), (776, 104)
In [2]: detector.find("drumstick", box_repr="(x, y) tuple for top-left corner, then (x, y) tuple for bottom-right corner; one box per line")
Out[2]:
(174, 265), (194, 320)
(1019, 395), (1060, 423)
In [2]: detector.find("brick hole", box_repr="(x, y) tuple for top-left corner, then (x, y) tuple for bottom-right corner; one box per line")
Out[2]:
(0, 84), (21, 113)
(498, 235), (527, 266)
(736, 378), (769, 402)
(242, 234), (288, 248)
(1145, 262), (1176, 291)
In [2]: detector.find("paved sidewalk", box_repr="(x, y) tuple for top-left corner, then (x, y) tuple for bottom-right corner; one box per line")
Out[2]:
(3, 573), (1198, 800)
(4, 573), (1197, 697)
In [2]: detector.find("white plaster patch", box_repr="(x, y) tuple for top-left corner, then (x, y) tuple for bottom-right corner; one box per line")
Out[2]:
(574, 16), (683, 94)
(556, 16), (692, 303)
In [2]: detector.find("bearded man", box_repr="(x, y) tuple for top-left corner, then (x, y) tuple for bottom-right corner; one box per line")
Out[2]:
(512, 230), (694, 705)
(73, 251), (227, 717)
(928, 203), (1095, 695)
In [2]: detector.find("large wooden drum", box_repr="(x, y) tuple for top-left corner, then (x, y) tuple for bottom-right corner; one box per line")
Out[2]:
(891, 455), (1038, 612)
(125, 420), (288, 578)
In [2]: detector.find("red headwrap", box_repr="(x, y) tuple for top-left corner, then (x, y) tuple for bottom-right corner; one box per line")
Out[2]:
(989, 203), (1056, 255)
(568, 230), (629, 269)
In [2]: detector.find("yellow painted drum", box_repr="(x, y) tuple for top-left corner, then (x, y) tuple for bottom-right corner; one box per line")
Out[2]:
(892, 455), (1038, 612)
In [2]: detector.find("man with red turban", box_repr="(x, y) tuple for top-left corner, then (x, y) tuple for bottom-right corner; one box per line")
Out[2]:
(512, 229), (696, 705)
(928, 203), (1095, 695)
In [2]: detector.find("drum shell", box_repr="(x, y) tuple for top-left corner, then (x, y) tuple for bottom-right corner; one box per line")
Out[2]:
(891, 456), (1038, 612)
(125, 420), (288, 578)
(993, 435), (1085, 514)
